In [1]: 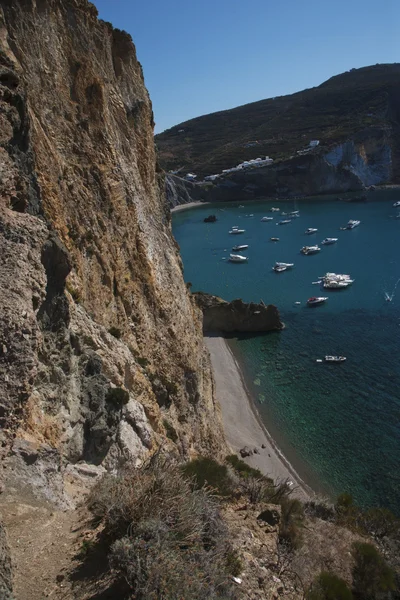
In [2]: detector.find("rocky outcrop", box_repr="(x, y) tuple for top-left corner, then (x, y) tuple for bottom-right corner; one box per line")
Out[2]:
(194, 292), (283, 333)
(0, 0), (227, 508)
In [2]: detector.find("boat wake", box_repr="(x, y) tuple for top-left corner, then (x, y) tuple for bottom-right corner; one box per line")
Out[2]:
(384, 278), (400, 302)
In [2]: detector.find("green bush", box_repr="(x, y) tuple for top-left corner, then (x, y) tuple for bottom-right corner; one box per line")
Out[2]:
(307, 572), (353, 600)
(87, 460), (238, 599)
(182, 457), (235, 498)
(351, 542), (396, 598)
(225, 454), (265, 480)
(336, 493), (354, 513)
(106, 387), (129, 408)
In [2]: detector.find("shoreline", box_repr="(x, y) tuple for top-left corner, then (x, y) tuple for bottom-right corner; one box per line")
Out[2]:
(170, 201), (210, 213)
(204, 335), (312, 500)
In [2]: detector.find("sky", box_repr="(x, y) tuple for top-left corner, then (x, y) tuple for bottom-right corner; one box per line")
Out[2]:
(92, 0), (399, 134)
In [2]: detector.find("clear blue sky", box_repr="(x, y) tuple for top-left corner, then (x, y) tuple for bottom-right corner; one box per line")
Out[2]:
(92, 0), (398, 133)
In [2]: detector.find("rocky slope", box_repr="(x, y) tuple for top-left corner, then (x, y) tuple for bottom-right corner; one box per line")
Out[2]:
(0, 0), (228, 515)
(157, 64), (400, 201)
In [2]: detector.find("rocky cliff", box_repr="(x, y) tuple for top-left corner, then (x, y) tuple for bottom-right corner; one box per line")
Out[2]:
(194, 293), (283, 333)
(0, 0), (227, 512)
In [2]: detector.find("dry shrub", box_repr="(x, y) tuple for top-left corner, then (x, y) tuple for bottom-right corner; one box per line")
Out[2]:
(88, 457), (238, 599)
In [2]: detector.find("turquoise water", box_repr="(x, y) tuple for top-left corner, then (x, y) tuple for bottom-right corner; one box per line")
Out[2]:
(172, 191), (400, 513)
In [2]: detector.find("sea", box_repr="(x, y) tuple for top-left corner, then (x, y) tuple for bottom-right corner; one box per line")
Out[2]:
(172, 190), (400, 514)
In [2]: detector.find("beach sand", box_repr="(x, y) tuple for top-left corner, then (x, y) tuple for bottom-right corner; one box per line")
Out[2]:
(205, 335), (310, 500)
(171, 201), (210, 213)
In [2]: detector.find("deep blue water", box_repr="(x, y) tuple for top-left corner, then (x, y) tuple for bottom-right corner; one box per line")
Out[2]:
(172, 191), (400, 513)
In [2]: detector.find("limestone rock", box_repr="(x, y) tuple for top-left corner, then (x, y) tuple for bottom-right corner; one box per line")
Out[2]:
(0, 522), (12, 600)
(118, 421), (146, 466)
(194, 293), (283, 333)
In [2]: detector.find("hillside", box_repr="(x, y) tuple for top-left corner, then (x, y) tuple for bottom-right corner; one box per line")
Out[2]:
(156, 64), (400, 185)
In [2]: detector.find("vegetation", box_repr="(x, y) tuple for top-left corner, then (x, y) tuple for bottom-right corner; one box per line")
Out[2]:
(225, 454), (265, 480)
(182, 457), (235, 498)
(351, 542), (396, 598)
(87, 458), (238, 599)
(156, 64), (400, 181)
(279, 497), (305, 549)
(307, 572), (353, 600)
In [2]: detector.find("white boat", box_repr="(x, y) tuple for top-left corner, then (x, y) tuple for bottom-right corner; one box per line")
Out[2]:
(232, 244), (248, 251)
(325, 355), (346, 363)
(346, 220), (360, 229)
(229, 253), (248, 263)
(305, 228), (318, 234)
(307, 297), (328, 306)
(270, 207), (280, 212)
(323, 280), (351, 289)
(275, 262), (294, 268)
(229, 228), (245, 234)
(273, 265), (287, 273)
(270, 237), (279, 242)
(277, 219), (291, 225)
(289, 211), (300, 218)
(301, 245), (321, 255)
(261, 216), (273, 221)
(393, 201), (400, 207)
(321, 237), (338, 245)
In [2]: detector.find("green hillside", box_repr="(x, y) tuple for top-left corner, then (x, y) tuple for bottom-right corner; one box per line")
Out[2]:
(156, 64), (400, 181)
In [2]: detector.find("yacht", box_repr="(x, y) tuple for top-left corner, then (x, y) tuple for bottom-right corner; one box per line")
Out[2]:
(273, 265), (287, 273)
(301, 245), (321, 255)
(321, 237), (338, 245)
(325, 355), (346, 363)
(229, 254), (248, 263)
(323, 280), (351, 289)
(277, 219), (291, 225)
(305, 227), (318, 234)
(261, 216), (273, 221)
(346, 220), (360, 229)
(270, 207), (280, 212)
(229, 228), (245, 234)
(393, 201), (400, 207)
(307, 297), (328, 306)
(232, 244), (248, 251)
(289, 211), (300, 218)
(275, 262), (294, 268)
(270, 237), (280, 242)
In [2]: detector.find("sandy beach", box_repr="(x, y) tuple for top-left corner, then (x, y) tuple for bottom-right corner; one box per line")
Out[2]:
(205, 335), (311, 500)
(171, 201), (210, 213)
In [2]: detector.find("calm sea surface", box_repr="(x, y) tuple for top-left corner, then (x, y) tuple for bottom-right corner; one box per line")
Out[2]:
(172, 191), (400, 513)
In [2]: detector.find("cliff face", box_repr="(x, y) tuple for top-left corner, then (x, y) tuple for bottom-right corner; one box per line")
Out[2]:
(0, 0), (226, 506)
(166, 129), (392, 205)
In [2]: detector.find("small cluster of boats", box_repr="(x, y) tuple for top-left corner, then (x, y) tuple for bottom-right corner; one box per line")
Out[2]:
(319, 272), (354, 289)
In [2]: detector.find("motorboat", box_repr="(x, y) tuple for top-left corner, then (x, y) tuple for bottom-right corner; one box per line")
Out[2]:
(321, 238), (338, 245)
(325, 355), (346, 363)
(393, 201), (400, 207)
(305, 228), (318, 234)
(277, 219), (291, 225)
(232, 244), (249, 251)
(323, 280), (351, 289)
(288, 211), (300, 218)
(229, 254), (248, 263)
(307, 297), (328, 306)
(301, 245), (321, 255)
(321, 273), (354, 285)
(275, 262), (294, 268)
(345, 220), (360, 229)
(229, 228), (245, 234)
(270, 237), (280, 242)
(273, 265), (287, 273)
(270, 207), (280, 212)
(261, 216), (273, 221)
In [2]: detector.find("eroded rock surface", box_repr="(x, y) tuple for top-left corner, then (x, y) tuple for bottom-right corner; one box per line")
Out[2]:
(194, 292), (283, 333)
(0, 0), (226, 508)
